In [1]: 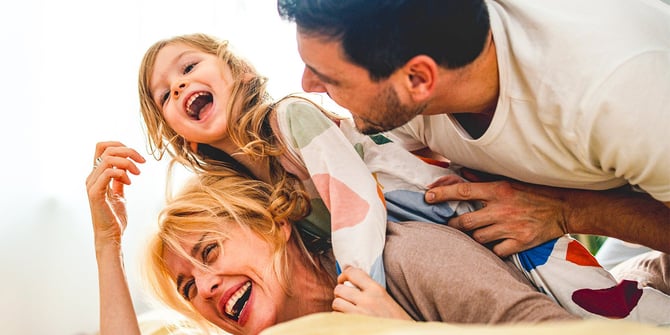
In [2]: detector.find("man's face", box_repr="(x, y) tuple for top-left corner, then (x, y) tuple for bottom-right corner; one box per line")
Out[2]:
(297, 31), (425, 134)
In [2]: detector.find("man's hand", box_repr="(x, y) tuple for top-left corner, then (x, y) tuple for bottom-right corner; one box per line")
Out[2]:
(426, 179), (569, 257)
(425, 172), (670, 256)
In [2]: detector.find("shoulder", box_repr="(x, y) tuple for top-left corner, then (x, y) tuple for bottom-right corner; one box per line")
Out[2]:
(275, 96), (335, 127)
(276, 95), (322, 116)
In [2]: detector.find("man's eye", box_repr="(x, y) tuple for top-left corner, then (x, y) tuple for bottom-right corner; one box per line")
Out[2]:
(182, 280), (196, 300)
(202, 243), (219, 265)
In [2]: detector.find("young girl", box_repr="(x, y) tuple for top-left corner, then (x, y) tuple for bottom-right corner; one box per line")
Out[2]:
(137, 33), (669, 324)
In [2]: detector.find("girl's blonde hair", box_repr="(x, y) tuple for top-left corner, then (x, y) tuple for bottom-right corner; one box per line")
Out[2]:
(143, 172), (321, 333)
(138, 32), (310, 226)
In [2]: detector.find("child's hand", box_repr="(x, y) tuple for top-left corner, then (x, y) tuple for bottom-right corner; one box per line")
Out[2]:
(332, 266), (412, 320)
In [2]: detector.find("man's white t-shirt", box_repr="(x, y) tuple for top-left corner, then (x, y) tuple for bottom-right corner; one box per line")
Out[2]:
(388, 0), (670, 202)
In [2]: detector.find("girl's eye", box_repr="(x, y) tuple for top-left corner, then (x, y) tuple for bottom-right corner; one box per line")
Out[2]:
(202, 242), (219, 265)
(184, 62), (197, 74)
(182, 279), (196, 300)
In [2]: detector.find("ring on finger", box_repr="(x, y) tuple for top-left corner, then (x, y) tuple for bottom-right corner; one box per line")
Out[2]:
(94, 156), (103, 168)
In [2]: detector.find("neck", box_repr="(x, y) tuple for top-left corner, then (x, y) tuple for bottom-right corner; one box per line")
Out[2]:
(282, 238), (334, 321)
(209, 140), (273, 183)
(429, 32), (498, 138)
(430, 31), (499, 116)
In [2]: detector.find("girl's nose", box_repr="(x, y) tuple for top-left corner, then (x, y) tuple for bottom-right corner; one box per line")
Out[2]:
(172, 81), (189, 99)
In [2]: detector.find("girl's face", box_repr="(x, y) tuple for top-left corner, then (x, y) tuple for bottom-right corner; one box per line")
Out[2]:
(149, 42), (235, 148)
(164, 222), (295, 335)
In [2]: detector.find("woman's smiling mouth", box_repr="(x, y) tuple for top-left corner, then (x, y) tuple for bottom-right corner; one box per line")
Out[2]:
(224, 281), (252, 322)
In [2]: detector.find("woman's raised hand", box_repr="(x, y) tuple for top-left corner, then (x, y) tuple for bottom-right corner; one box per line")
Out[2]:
(86, 141), (146, 251)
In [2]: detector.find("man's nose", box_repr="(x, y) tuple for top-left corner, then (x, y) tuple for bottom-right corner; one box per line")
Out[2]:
(301, 67), (326, 93)
(172, 81), (189, 99)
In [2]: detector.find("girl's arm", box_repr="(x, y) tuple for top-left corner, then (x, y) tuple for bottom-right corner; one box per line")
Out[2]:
(276, 98), (387, 286)
(86, 141), (146, 335)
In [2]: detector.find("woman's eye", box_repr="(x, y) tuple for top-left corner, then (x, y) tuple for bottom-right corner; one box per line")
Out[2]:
(202, 243), (219, 265)
(182, 280), (196, 300)
(184, 62), (197, 74)
(160, 91), (170, 105)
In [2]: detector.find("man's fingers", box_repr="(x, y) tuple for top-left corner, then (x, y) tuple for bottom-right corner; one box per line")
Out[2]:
(426, 174), (463, 188)
(490, 238), (523, 258)
(447, 207), (496, 231)
(426, 182), (491, 203)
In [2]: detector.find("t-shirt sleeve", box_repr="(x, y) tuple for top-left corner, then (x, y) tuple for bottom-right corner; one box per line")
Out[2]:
(276, 98), (387, 285)
(581, 50), (670, 202)
(383, 221), (577, 323)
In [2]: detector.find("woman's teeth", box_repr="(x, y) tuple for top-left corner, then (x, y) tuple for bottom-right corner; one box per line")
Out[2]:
(225, 281), (252, 320)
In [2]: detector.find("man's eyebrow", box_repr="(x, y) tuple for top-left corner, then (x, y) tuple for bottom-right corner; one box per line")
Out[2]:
(306, 64), (339, 85)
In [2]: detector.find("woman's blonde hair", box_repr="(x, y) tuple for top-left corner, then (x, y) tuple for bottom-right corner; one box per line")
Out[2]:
(138, 33), (309, 225)
(143, 172), (319, 333)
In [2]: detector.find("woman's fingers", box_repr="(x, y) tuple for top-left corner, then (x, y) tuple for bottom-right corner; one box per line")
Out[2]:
(86, 141), (146, 245)
(93, 143), (146, 174)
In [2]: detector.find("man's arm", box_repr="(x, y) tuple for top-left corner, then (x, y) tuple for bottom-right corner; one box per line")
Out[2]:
(425, 180), (670, 257)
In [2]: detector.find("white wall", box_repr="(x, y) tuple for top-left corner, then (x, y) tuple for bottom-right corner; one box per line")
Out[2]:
(0, 1), (306, 334)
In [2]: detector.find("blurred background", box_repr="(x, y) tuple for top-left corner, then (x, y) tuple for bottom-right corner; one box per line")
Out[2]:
(0, 1), (318, 334)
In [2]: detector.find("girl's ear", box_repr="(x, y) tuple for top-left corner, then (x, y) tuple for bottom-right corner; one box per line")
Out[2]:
(402, 55), (438, 102)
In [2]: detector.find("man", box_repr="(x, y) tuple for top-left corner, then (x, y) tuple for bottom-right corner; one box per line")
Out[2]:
(277, 0), (670, 257)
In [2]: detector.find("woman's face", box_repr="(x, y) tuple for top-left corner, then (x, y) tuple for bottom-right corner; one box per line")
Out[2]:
(164, 221), (294, 335)
(149, 42), (235, 148)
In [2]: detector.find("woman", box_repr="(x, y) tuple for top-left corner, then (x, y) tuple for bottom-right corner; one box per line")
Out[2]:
(86, 142), (575, 335)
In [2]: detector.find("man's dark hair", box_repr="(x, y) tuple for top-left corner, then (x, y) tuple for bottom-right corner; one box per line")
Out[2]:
(278, 0), (490, 81)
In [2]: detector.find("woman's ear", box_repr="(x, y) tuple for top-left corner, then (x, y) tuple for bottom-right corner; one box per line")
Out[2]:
(402, 55), (438, 102)
(277, 219), (292, 242)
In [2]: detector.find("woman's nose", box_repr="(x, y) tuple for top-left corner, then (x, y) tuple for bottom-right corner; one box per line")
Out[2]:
(195, 270), (221, 299)
(172, 81), (189, 99)
(301, 67), (326, 93)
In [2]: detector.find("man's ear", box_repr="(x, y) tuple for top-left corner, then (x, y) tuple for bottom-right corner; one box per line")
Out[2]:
(402, 55), (438, 102)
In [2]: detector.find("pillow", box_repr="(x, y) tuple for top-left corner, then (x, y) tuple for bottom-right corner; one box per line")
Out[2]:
(260, 312), (670, 335)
